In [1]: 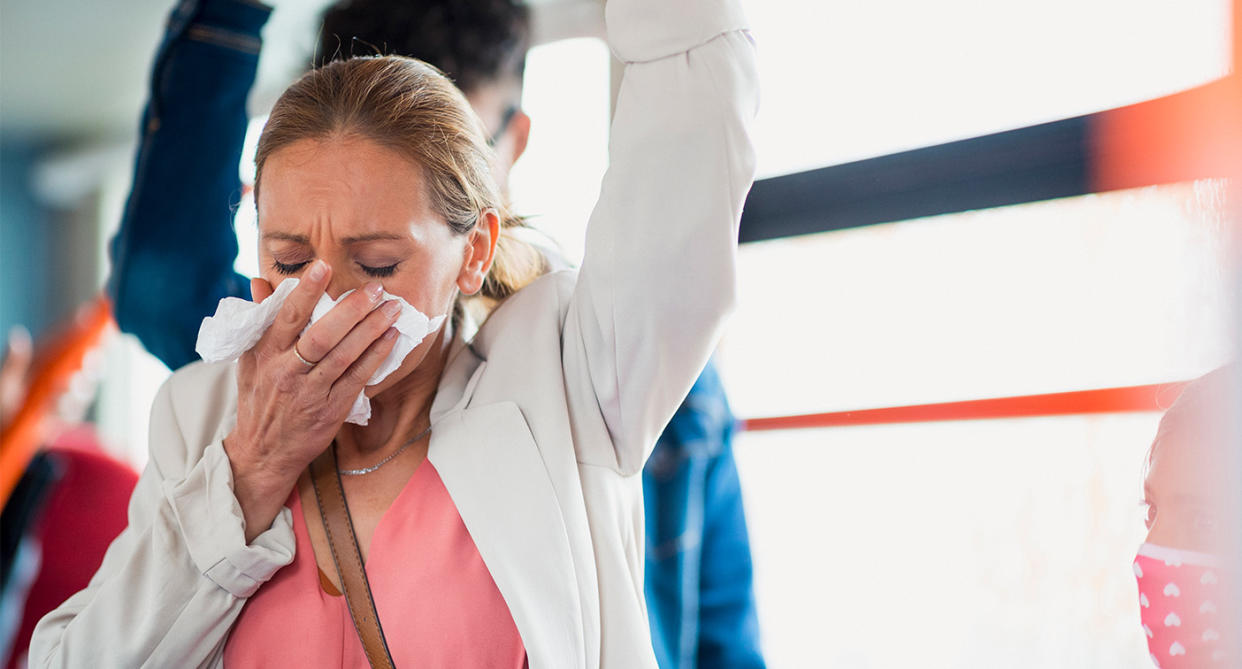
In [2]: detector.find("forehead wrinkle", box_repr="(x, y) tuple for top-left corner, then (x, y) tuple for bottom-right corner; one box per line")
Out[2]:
(259, 136), (442, 245)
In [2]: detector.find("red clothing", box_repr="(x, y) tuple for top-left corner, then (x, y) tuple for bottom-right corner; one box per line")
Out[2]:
(224, 461), (526, 667)
(5, 437), (139, 669)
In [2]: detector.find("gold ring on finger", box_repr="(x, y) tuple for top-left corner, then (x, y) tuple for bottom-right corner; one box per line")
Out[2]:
(292, 342), (317, 368)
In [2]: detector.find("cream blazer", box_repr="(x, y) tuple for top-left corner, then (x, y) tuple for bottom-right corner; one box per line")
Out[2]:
(30, 0), (757, 665)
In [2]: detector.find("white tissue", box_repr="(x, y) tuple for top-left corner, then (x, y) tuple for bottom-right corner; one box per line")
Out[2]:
(195, 278), (446, 425)
(195, 279), (302, 362)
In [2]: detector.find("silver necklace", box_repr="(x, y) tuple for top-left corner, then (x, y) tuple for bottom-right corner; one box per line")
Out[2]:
(337, 424), (432, 476)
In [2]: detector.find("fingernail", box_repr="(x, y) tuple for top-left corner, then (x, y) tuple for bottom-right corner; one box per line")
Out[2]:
(383, 327), (398, 340)
(365, 282), (384, 300)
(308, 260), (328, 281)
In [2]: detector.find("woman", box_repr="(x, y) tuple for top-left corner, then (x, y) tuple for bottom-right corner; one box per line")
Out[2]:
(30, 0), (757, 666)
(1134, 368), (1239, 667)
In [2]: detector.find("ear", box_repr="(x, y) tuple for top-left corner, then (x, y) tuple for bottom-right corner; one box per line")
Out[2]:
(457, 209), (501, 296)
(509, 110), (531, 165)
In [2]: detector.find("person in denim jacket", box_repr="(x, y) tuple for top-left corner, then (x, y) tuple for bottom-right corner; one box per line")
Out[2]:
(105, 1), (764, 667)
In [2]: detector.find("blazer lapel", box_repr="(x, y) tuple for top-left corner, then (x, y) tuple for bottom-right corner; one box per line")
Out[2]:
(427, 398), (585, 669)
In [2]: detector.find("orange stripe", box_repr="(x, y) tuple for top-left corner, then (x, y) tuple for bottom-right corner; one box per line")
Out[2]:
(0, 296), (113, 505)
(1090, 0), (1242, 190)
(738, 382), (1188, 432)
(1091, 76), (1242, 192)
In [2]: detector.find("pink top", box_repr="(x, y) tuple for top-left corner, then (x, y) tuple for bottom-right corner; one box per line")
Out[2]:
(223, 462), (527, 668)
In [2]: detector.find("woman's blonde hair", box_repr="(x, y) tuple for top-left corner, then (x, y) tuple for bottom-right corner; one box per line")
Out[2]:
(254, 55), (545, 318)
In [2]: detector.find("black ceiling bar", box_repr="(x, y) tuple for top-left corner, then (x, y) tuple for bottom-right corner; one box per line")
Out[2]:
(738, 114), (1092, 243)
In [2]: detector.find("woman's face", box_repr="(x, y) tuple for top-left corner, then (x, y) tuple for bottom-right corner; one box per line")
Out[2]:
(1143, 434), (1228, 554)
(256, 135), (493, 393)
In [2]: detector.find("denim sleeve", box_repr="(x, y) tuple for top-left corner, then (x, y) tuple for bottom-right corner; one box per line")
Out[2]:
(106, 0), (271, 371)
(644, 361), (766, 669)
(695, 374), (766, 669)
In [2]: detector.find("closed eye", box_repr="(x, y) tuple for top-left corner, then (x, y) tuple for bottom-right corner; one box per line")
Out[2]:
(359, 262), (399, 277)
(273, 260), (310, 275)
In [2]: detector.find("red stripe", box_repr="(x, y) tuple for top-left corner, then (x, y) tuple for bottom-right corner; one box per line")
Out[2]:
(738, 382), (1188, 432)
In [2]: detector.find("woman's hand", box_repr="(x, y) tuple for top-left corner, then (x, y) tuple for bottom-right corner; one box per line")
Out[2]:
(223, 260), (402, 542)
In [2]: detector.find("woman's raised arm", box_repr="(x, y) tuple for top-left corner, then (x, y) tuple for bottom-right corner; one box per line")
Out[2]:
(563, 0), (758, 475)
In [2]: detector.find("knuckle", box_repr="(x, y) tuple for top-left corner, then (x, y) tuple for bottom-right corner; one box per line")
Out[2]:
(341, 295), (374, 322)
(253, 345), (278, 365)
(323, 347), (352, 372)
(348, 364), (372, 386)
(301, 332), (327, 357)
(281, 301), (307, 327)
(365, 307), (393, 330)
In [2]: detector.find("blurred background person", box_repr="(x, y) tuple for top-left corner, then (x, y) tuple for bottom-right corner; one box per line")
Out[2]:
(102, 0), (764, 667)
(1135, 366), (1240, 668)
(0, 310), (138, 669)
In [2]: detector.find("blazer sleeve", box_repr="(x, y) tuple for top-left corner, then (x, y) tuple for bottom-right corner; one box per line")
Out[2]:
(28, 375), (295, 668)
(561, 0), (758, 475)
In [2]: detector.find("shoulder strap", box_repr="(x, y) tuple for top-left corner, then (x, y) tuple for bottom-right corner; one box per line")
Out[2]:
(310, 444), (396, 669)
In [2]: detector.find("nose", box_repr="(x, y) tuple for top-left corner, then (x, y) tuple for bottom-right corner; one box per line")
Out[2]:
(324, 269), (359, 301)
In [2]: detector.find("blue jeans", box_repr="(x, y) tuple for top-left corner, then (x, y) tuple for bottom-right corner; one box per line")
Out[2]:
(106, 2), (764, 666)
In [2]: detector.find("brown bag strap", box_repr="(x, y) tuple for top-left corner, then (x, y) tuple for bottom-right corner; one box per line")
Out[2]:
(310, 444), (396, 669)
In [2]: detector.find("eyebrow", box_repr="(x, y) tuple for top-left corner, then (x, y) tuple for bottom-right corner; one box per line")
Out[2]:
(262, 231), (309, 243)
(261, 232), (406, 244)
(341, 232), (405, 244)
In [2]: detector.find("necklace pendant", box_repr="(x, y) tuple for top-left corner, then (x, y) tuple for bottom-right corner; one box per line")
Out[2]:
(336, 425), (432, 476)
